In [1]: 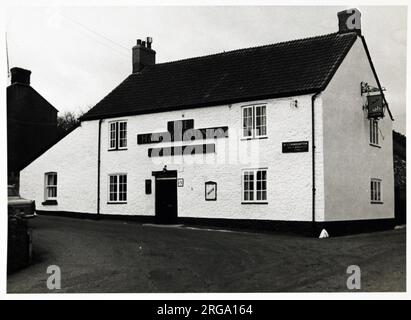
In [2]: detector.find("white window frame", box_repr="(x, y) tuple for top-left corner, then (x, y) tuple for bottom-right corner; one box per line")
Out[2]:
(242, 106), (254, 138)
(241, 104), (267, 139)
(109, 122), (117, 150)
(44, 172), (57, 200)
(119, 121), (127, 148)
(242, 168), (268, 203)
(108, 120), (128, 150)
(108, 173), (127, 203)
(369, 119), (379, 146)
(370, 178), (383, 203)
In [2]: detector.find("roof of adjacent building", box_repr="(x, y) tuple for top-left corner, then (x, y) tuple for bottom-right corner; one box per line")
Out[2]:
(82, 32), (359, 121)
(7, 83), (59, 113)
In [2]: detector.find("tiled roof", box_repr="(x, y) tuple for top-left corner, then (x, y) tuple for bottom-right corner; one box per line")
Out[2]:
(81, 32), (358, 120)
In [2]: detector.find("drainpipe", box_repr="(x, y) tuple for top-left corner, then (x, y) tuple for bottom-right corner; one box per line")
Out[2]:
(311, 92), (320, 236)
(97, 119), (103, 218)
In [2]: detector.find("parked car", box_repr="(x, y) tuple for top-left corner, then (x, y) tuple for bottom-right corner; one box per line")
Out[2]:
(8, 185), (36, 219)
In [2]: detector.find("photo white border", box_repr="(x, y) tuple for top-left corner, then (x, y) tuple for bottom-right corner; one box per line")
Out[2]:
(1, 0), (409, 300)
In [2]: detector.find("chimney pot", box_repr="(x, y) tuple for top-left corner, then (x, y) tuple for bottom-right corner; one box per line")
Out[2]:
(10, 67), (31, 85)
(146, 37), (152, 49)
(337, 8), (361, 35)
(132, 37), (156, 73)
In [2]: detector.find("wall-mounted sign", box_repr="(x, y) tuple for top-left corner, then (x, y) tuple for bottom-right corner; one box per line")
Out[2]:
(367, 94), (384, 119)
(205, 181), (217, 201)
(177, 178), (184, 187)
(148, 143), (216, 157)
(137, 120), (228, 145)
(282, 141), (309, 153)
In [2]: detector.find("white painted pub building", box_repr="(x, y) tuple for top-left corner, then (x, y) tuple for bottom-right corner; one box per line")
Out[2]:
(20, 9), (395, 235)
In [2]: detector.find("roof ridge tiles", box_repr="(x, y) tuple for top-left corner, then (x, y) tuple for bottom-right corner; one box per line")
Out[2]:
(153, 32), (350, 67)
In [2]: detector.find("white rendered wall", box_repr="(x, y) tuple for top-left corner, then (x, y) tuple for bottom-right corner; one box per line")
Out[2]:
(321, 37), (395, 221)
(20, 94), (324, 222)
(20, 121), (99, 214)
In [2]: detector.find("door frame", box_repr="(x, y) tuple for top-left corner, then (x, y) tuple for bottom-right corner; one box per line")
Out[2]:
(152, 170), (178, 223)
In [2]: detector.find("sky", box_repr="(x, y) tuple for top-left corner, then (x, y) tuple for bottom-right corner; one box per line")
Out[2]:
(5, 5), (407, 133)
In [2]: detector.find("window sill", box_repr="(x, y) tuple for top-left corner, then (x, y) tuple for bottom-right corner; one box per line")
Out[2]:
(42, 200), (58, 206)
(369, 143), (381, 148)
(241, 202), (268, 205)
(108, 148), (128, 152)
(107, 202), (127, 204)
(371, 201), (384, 205)
(241, 136), (268, 141)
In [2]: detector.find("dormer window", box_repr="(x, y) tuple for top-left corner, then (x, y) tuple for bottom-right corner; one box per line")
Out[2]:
(109, 120), (127, 150)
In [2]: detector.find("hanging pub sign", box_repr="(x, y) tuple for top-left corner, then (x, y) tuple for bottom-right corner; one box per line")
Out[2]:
(367, 94), (385, 119)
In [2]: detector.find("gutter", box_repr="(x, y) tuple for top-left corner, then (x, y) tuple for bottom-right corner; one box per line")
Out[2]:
(311, 92), (320, 236)
(97, 119), (103, 218)
(79, 89), (322, 122)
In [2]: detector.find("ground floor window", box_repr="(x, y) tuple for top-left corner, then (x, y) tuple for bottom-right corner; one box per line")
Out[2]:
(242, 169), (267, 203)
(44, 172), (57, 200)
(109, 174), (127, 203)
(370, 178), (382, 203)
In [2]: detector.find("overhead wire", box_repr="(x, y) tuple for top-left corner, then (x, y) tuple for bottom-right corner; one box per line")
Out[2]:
(54, 11), (130, 59)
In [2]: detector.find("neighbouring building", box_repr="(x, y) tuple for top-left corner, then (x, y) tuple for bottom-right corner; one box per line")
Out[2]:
(393, 131), (406, 224)
(7, 67), (58, 188)
(20, 9), (396, 236)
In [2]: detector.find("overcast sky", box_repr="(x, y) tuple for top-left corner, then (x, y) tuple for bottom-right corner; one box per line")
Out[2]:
(5, 5), (407, 133)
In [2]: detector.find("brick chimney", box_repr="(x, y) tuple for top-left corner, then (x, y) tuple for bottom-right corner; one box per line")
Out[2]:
(337, 8), (361, 35)
(10, 67), (31, 85)
(132, 37), (156, 73)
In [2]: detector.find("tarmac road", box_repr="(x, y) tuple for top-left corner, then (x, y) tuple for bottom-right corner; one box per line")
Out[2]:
(7, 215), (406, 293)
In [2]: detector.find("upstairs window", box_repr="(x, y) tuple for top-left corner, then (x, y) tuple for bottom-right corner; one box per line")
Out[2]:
(255, 105), (267, 137)
(109, 120), (127, 150)
(242, 106), (254, 138)
(242, 105), (267, 139)
(109, 174), (127, 203)
(45, 172), (57, 200)
(370, 178), (382, 203)
(119, 121), (127, 148)
(242, 169), (267, 203)
(370, 119), (379, 146)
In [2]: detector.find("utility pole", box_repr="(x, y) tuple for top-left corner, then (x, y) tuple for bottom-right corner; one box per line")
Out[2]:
(6, 32), (10, 82)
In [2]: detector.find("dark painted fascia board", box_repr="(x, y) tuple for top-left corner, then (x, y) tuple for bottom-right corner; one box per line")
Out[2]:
(317, 32), (359, 93)
(359, 36), (394, 121)
(316, 33), (394, 122)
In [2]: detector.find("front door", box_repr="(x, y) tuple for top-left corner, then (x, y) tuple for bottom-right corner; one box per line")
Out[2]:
(154, 171), (177, 224)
